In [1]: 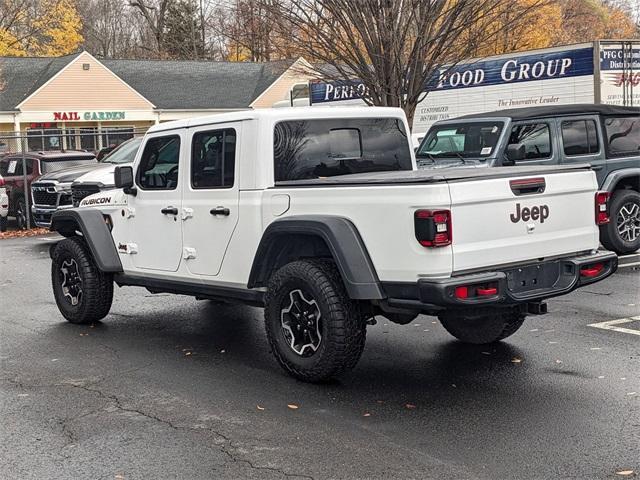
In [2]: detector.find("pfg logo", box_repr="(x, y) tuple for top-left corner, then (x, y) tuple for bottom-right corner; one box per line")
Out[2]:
(81, 196), (112, 206)
(510, 203), (549, 223)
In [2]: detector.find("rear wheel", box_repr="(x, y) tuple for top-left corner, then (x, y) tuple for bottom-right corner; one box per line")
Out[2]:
(15, 197), (30, 230)
(438, 308), (526, 344)
(51, 237), (113, 324)
(264, 259), (366, 382)
(601, 189), (640, 255)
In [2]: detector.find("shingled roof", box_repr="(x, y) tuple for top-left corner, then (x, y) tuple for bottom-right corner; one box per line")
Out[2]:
(0, 53), (81, 111)
(0, 53), (297, 111)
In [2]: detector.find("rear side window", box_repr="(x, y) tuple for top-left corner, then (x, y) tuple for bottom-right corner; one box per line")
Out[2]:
(273, 118), (412, 181)
(508, 123), (552, 160)
(561, 120), (599, 156)
(137, 135), (181, 190)
(0, 158), (33, 176)
(191, 128), (236, 189)
(604, 116), (640, 158)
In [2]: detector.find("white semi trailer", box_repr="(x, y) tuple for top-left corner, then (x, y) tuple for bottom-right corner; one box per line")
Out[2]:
(279, 40), (639, 145)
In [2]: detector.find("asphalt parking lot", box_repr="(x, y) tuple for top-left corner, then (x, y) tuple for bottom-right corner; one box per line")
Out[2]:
(1, 234), (638, 480)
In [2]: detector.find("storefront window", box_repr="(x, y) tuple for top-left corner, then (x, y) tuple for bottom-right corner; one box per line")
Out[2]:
(79, 128), (98, 151)
(26, 129), (63, 152)
(102, 127), (134, 149)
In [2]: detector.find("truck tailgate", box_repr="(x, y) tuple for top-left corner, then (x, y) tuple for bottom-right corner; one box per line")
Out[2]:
(448, 170), (600, 273)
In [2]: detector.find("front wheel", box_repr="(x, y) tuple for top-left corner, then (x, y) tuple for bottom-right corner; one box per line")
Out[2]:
(0, 215), (7, 232)
(601, 189), (640, 255)
(51, 237), (114, 324)
(264, 259), (366, 382)
(438, 308), (525, 344)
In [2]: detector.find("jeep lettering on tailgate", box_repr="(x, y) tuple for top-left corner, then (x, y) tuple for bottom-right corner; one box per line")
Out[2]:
(510, 203), (549, 223)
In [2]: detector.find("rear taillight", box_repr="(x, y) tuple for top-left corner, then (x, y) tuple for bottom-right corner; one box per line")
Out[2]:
(595, 191), (610, 225)
(0, 177), (4, 187)
(415, 209), (452, 247)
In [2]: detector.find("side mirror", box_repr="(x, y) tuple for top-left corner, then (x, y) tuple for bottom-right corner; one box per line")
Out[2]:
(504, 143), (526, 166)
(114, 165), (136, 195)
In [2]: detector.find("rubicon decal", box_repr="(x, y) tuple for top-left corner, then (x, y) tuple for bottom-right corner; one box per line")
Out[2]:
(510, 203), (549, 223)
(81, 196), (112, 206)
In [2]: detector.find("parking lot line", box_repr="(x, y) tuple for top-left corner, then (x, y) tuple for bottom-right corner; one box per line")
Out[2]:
(588, 316), (640, 336)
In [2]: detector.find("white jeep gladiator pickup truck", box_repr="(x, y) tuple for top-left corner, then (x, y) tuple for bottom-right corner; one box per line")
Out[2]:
(49, 107), (617, 382)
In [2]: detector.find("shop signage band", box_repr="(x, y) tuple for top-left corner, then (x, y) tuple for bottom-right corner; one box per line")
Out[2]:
(53, 111), (126, 121)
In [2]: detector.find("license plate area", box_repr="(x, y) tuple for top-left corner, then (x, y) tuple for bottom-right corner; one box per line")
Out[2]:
(506, 262), (561, 294)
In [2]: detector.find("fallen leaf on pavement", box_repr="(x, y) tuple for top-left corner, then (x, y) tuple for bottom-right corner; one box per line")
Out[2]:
(257, 405), (265, 410)
(287, 404), (299, 410)
(615, 470), (635, 476)
(511, 358), (522, 364)
(555, 359), (562, 364)
(363, 412), (371, 417)
(184, 352), (192, 356)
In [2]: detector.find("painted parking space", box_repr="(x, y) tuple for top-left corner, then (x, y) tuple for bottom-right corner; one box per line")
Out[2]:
(588, 316), (640, 336)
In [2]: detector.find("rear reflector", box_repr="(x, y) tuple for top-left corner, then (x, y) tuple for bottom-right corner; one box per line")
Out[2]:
(415, 209), (452, 247)
(580, 263), (604, 278)
(595, 191), (610, 225)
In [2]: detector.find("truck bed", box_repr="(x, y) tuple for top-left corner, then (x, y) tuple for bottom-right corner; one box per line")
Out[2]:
(275, 164), (592, 187)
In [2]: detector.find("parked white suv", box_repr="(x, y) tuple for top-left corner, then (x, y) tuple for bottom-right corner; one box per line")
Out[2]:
(49, 107), (617, 382)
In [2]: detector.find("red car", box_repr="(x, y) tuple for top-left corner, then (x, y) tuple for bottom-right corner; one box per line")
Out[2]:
(0, 151), (96, 229)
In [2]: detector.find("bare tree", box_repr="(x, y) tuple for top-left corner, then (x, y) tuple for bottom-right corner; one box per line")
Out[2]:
(274, 0), (551, 125)
(128, 0), (172, 56)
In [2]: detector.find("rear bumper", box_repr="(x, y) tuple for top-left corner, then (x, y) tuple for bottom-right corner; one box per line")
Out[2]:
(382, 251), (618, 311)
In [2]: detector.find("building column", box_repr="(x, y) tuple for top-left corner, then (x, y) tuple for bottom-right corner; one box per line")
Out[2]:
(13, 114), (22, 153)
(61, 121), (67, 150)
(97, 121), (103, 150)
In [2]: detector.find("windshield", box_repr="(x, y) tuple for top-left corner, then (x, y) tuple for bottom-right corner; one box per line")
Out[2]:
(41, 158), (96, 173)
(417, 121), (504, 160)
(273, 118), (413, 181)
(102, 137), (143, 164)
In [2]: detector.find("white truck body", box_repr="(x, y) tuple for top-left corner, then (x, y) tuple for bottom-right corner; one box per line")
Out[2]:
(51, 106), (617, 381)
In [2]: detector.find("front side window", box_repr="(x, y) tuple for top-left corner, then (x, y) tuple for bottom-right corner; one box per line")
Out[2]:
(274, 118), (412, 181)
(137, 135), (181, 190)
(508, 123), (552, 160)
(191, 128), (236, 189)
(417, 122), (503, 160)
(604, 116), (640, 158)
(562, 120), (599, 156)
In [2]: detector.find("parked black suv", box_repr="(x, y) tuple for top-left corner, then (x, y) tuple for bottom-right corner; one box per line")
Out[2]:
(416, 104), (640, 254)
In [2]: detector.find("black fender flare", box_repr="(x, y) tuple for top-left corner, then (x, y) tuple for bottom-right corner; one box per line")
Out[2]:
(601, 168), (640, 192)
(50, 209), (122, 273)
(248, 215), (384, 300)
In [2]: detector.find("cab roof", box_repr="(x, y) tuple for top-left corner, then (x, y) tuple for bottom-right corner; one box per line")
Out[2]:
(147, 106), (407, 133)
(457, 104), (639, 121)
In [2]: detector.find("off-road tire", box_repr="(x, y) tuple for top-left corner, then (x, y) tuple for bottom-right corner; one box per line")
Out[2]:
(264, 259), (366, 382)
(438, 307), (526, 344)
(51, 237), (113, 324)
(601, 189), (640, 255)
(0, 215), (7, 232)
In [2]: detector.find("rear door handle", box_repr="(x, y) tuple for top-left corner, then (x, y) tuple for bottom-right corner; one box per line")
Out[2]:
(591, 165), (603, 171)
(210, 206), (230, 216)
(161, 206), (178, 215)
